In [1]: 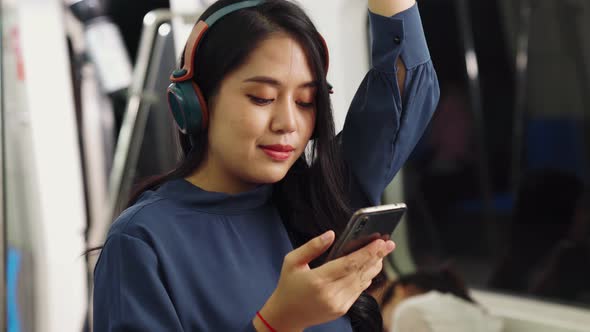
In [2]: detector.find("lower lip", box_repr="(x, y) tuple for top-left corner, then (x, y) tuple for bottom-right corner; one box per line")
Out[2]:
(260, 147), (292, 161)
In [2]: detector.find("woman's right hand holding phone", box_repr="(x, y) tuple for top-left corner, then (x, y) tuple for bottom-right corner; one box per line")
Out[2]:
(253, 231), (396, 332)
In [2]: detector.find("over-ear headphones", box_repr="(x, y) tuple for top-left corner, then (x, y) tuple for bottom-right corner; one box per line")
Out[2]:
(167, 0), (331, 138)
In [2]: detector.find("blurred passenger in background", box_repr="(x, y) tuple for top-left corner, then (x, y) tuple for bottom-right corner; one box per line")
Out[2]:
(379, 266), (503, 332)
(528, 190), (590, 303)
(489, 169), (586, 302)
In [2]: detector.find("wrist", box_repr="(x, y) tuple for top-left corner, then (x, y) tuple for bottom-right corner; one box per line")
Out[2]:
(368, 0), (416, 17)
(253, 294), (302, 332)
(253, 312), (276, 332)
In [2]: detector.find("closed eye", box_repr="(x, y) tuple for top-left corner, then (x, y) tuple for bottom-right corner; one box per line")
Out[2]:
(247, 95), (274, 106)
(297, 101), (315, 109)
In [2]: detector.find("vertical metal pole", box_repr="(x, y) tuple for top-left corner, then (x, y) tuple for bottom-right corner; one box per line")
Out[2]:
(510, 0), (532, 192)
(454, 0), (495, 252)
(0, 0), (6, 329)
(107, 10), (173, 222)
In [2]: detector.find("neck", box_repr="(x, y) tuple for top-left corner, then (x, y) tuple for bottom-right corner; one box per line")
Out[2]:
(185, 155), (257, 194)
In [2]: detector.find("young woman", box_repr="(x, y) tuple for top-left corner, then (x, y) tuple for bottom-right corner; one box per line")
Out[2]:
(93, 0), (439, 331)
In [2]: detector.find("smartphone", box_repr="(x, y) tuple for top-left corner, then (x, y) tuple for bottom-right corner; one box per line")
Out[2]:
(326, 203), (406, 261)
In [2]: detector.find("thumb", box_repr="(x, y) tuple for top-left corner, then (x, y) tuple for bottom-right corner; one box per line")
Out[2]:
(287, 231), (335, 268)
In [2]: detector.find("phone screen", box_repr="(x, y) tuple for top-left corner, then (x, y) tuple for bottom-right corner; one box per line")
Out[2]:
(326, 204), (406, 260)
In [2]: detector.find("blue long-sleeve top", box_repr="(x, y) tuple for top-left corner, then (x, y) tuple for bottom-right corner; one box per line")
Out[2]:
(93, 4), (439, 332)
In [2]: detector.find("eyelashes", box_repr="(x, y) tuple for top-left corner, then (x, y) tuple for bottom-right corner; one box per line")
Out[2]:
(296, 101), (315, 109)
(247, 95), (315, 109)
(248, 95), (274, 106)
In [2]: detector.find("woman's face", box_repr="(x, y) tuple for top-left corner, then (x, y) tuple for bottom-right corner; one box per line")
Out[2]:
(198, 33), (317, 193)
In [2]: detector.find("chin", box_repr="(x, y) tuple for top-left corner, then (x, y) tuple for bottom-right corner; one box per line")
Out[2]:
(259, 172), (289, 184)
(250, 166), (290, 184)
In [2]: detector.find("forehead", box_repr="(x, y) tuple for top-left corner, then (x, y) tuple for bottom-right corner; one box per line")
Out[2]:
(232, 33), (315, 83)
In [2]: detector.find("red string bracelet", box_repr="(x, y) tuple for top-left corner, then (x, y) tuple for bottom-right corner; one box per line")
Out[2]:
(256, 311), (278, 332)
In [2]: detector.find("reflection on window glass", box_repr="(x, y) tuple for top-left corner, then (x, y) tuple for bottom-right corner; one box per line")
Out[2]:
(405, 0), (590, 308)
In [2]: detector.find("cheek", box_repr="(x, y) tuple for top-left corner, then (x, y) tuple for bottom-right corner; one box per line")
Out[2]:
(233, 110), (268, 138)
(209, 104), (268, 150)
(299, 110), (316, 140)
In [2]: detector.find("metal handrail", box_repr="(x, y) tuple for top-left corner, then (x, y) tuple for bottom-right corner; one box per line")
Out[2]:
(107, 10), (200, 227)
(510, 0), (532, 191)
(454, 0), (495, 250)
(0, 1), (6, 329)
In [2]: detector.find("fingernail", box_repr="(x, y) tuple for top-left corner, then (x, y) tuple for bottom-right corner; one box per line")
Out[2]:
(385, 241), (395, 252)
(321, 231), (333, 244)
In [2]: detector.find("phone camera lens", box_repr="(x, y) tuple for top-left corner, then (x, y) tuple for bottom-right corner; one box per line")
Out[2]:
(359, 216), (368, 226)
(354, 216), (368, 234)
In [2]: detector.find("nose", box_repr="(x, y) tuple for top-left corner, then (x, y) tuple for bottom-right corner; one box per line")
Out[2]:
(270, 97), (297, 134)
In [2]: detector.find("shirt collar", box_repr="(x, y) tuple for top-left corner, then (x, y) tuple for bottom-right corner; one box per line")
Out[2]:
(157, 178), (273, 214)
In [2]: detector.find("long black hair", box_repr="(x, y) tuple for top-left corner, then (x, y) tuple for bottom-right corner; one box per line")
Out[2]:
(126, 0), (382, 330)
(380, 265), (476, 307)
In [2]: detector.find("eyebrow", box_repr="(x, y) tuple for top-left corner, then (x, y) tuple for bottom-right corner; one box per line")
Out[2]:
(243, 76), (318, 88)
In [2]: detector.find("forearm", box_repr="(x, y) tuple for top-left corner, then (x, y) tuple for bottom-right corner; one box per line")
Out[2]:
(368, 0), (416, 17)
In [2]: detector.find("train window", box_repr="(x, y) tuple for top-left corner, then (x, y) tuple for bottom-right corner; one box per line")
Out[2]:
(404, 0), (590, 308)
